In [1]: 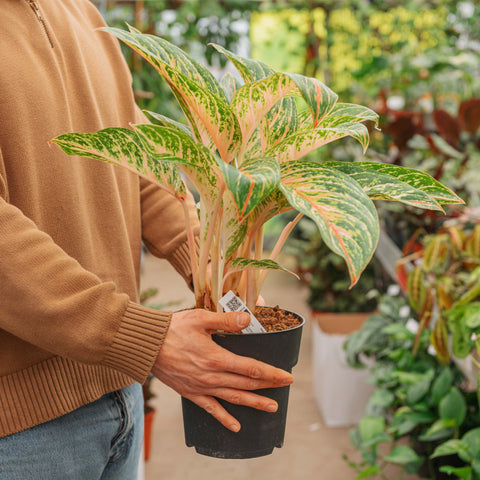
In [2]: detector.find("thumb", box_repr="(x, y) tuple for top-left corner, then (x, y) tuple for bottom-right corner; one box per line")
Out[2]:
(200, 310), (250, 333)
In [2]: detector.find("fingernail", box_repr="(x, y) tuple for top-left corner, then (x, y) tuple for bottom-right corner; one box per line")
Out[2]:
(267, 404), (277, 412)
(230, 423), (240, 432)
(237, 313), (249, 328)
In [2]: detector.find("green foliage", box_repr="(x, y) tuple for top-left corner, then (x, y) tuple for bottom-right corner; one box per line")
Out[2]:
(401, 224), (480, 362)
(344, 291), (480, 479)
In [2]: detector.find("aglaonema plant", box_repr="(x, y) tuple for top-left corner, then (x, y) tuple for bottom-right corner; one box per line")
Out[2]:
(51, 25), (463, 313)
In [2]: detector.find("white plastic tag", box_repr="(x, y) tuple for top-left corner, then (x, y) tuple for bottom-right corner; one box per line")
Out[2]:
(219, 290), (266, 334)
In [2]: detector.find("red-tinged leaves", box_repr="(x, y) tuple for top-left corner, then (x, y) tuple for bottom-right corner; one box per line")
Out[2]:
(385, 114), (422, 150)
(465, 225), (480, 258)
(279, 161), (378, 285)
(422, 235), (449, 272)
(431, 317), (450, 365)
(407, 267), (427, 312)
(458, 98), (480, 134)
(433, 109), (460, 148)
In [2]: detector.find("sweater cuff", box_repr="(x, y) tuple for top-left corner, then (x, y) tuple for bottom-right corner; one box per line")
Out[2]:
(103, 301), (171, 383)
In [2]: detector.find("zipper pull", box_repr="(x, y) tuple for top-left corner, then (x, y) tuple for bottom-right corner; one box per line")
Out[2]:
(27, 0), (42, 21)
(26, 0), (54, 48)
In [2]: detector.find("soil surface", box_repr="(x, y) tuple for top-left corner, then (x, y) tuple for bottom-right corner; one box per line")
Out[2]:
(254, 305), (302, 332)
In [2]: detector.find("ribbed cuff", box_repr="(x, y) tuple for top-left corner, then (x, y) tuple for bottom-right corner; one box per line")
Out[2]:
(102, 301), (172, 383)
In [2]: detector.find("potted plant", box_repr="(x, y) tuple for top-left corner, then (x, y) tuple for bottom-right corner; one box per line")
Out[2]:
(51, 26), (462, 458)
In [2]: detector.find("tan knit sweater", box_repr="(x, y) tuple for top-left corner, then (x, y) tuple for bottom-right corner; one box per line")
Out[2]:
(0, 0), (198, 438)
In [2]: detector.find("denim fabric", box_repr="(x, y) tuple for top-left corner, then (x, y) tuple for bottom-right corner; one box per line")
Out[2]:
(0, 382), (144, 480)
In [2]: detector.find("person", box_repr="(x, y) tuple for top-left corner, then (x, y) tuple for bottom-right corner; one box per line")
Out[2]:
(0, 1), (293, 479)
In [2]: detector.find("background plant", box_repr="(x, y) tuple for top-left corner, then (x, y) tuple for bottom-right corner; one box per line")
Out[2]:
(344, 291), (480, 480)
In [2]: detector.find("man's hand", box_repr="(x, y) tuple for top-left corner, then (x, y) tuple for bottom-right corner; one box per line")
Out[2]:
(151, 309), (293, 433)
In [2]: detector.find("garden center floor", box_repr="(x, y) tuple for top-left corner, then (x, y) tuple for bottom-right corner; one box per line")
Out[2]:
(141, 252), (419, 480)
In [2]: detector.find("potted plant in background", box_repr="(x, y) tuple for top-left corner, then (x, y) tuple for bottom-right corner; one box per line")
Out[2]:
(51, 26), (462, 458)
(344, 222), (480, 479)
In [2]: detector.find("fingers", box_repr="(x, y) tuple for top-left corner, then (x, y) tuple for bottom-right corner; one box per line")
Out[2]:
(187, 391), (279, 433)
(188, 395), (241, 432)
(218, 350), (294, 387)
(213, 388), (278, 413)
(196, 369), (289, 392)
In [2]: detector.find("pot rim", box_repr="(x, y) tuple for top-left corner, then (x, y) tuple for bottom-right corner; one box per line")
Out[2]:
(214, 307), (305, 337)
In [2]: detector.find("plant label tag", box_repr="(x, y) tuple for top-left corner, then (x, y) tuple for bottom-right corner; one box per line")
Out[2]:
(219, 291), (266, 334)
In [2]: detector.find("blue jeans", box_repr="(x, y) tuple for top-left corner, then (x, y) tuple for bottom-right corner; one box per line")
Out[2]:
(0, 382), (144, 480)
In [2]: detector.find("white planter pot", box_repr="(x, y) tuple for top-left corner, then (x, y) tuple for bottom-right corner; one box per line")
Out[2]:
(311, 312), (374, 428)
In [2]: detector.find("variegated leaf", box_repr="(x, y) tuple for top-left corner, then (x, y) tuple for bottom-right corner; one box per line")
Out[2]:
(348, 163), (464, 205)
(407, 267), (427, 311)
(232, 73), (298, 156)
(268, 122), (370, 163)
(222, 189), (291, 259)
(210, 43), (275, 83)
(229, 257), (299, 278)
(223, 213), (249, 259)
(133, 123), (224, 249)
(211, 48), (300, 155)
(321, 103), (379, 128)
(284, 73), (338, 128)
(430, 317), (450, 365)
(279, 161), (379, 284)
(220, 72), (241, 103)
(133, 124), (221, 207)
(144, 110), (193, 138)
(259, 97), (298, 154)
(51, 128), (186, 198)
(422, 235), (449, 271)
(105, 26), (225, 98)
(324, 162), (443, 211)
(248, 189), (292, 228)
(104, 27), (241, 162)
(219, 157), (281, 221)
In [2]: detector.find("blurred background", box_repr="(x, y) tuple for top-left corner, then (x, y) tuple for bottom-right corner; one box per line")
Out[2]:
(91, 2), (480, 478)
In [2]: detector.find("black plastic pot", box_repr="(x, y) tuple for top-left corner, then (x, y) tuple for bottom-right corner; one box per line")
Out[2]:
(181, 309), (304, 459)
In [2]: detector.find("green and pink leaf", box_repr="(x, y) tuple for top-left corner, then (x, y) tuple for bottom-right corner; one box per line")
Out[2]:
(268, 122), (370, 163)
(51, 128), (186, 199)
(279, 161), (379, 284)
(346, 162), (464, 205)
(219, 157), (281, 221)
(324, 162), (444, 211)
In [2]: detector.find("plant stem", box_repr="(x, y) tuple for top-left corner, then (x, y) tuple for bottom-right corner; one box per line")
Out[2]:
(257, 212), (303, 291)
(210, 201), (226, 312)
(198, 189), (224, 300)
(246, 268), (256, 312)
